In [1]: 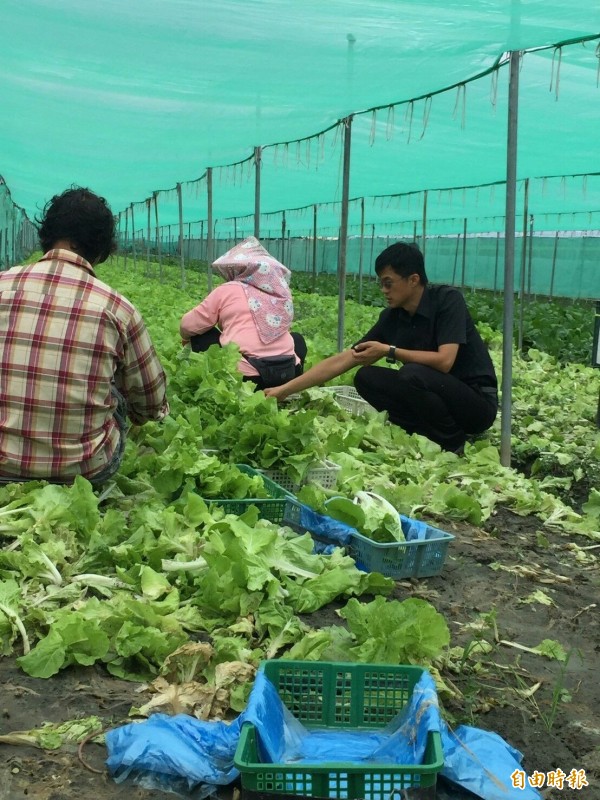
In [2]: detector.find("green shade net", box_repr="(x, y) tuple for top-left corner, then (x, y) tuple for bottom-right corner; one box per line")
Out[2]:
(1, 0), (600, 293)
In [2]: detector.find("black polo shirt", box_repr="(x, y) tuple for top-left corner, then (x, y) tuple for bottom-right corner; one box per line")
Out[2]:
(357, 285), (497, 389)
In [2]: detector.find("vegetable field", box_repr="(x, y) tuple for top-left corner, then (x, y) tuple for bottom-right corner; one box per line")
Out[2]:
(1, 257), (599, 800)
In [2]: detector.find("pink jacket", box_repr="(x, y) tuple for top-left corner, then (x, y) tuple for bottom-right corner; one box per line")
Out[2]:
(180, 282), (299, 377)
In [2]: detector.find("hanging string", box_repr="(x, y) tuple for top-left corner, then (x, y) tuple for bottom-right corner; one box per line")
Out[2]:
(405, 101), (414, 143)
(369, 109), (377, 146)
(582, 174), (587, 199)
(331, 122), (341, 151)
(305, 138), (311, 170)
(452, 84), (467, 128)
(385, 105), (395, 141)
(319, 132), (326, 162)
(596, 42), (600, 87)
(550, 47), (563, 99)
(420, 96), (432, 140)
(296, 139), (302, 166)
(490, 66), (499, 110)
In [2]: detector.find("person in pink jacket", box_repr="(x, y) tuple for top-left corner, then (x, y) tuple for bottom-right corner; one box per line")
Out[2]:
(180, 237), (306, 388)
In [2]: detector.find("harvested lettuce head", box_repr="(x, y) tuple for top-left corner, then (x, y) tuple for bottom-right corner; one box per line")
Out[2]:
(325, 492), (405, 543)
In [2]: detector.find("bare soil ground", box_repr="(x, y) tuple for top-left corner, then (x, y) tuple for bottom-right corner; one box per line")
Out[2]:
(1, 507), (599, 800)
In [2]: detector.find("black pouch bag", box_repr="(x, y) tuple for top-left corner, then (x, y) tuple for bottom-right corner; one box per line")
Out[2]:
(244, 354), (296, 388)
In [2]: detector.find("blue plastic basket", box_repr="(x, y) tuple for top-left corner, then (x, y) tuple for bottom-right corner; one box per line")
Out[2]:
(349, 524), (454, 579)
(282, 500), (454, 579)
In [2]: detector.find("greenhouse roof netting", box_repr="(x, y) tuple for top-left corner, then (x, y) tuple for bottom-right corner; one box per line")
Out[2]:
(1, 0), (600, 231)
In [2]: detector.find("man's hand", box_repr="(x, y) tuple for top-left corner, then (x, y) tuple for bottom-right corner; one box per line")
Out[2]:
(351, 341), (388, 365)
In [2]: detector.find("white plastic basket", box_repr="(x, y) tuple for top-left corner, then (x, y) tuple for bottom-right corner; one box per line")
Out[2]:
(326, 385), (377, 417)
(259, 458), (341, 493)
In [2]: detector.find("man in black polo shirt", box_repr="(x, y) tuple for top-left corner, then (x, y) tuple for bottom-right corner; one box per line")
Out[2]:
(264, 242), (498, 452)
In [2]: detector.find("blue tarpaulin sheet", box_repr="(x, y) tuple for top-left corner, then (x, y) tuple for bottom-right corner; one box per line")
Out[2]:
(106, 667), (541, 799)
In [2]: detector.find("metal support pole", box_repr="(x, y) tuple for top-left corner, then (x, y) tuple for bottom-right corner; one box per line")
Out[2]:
(234, 217), (237, 243)
(116, 212), (121, 265)
(358, 197), (365, 304)
(593, 300), (600, 427)
(527, 214), (534, 298)
(493, 231), (500, 295)
(412, 220), (417, 243)
(254, 146), (262, 239)
(337, 116), (353, 352)
(452, 233), (460, 285)
(206, 168), (214, 291)
(130, 205), (137, 270)
(461, 217), (467, 290)
(123, 210), (128, 270)
(500, 51), (521, 468)
(370, 224), (375, 276)
(311, 205), (318, 293)
(421, 190), (428, 260)
(549, 231), (559, 298)
(176, 183), (185, 289)
(153, 192), (162, 282)
(517, 177), (529, 351)
(304, 229), (310, 273)
(146, 198), (151, 275)
(281, 212), (286, 262)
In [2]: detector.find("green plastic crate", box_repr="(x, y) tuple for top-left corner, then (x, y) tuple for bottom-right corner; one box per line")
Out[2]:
(234, 661), (444, 799)
(203, 464), (293, 523)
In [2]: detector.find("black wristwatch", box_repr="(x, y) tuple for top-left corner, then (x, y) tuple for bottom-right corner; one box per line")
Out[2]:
(386, 345), (396, 364)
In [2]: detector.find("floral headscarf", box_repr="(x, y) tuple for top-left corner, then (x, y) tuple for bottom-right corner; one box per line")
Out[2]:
(212, 236), (294, 344)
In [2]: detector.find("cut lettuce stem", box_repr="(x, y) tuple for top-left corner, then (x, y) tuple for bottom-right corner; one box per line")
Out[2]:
(161, 556), (209, 572)
(69, 574), (131, 590)
(0, 601), (30, 654)
(39, 552), (63, 586)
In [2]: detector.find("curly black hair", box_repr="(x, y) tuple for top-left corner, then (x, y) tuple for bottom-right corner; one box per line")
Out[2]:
(36, 186), (117, 265)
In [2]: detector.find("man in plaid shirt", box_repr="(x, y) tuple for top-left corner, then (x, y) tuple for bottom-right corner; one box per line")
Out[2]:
(0, 187), (169, 484)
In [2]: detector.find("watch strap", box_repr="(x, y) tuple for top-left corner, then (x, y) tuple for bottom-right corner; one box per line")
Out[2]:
(386, 345), (396, 363)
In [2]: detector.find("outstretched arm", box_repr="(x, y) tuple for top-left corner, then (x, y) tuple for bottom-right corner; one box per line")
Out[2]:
(263, 342), (393, 400)
(264, 349), (358, 401)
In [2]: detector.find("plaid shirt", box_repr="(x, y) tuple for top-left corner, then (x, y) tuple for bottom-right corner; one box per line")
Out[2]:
(0, 249), (168, 480)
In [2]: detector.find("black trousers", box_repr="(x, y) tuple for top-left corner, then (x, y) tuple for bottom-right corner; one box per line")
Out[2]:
(354, 363), (498, 451)
(189, 328), (307, 390)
